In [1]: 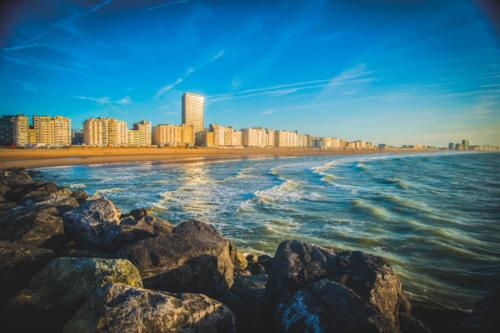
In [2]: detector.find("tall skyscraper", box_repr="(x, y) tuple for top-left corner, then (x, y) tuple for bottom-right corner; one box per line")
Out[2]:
(182, 92), (204, 134)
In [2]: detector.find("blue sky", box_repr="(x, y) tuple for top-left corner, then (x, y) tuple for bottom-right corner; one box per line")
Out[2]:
(1, 0), (499, 146)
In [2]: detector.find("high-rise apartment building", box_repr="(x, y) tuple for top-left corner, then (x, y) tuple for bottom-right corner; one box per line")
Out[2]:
(242, 128), (267, 147)
(83, 117), (128, 146)
(14, 115), (30, 146)
(130, 121), (152, 146)
(275, 130), (299, 148)
(33, 115), (71, 145)
(182, 92), (204, 134)
(152, 124), (194, 146)
(0, 116), (16, 146)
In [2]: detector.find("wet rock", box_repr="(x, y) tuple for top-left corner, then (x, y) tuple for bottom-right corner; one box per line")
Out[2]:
(0, 201), (16, 212)
(6, 257), (142, 332)
(63, 199), (121, 249)
(277, 279), (397, 333)
(266, 240), (411, 327)
(0, 206), (65, 251)
(249, 263), (266, 275)
(0, 183), (10, 197)
(114, 207), (173, 247)
(6, 180), (58, 203)
(463, 288), (500, 333)
(258, 254), (273, 273)
(0, 241), (55, 304)
(229, 240), (248, 270)
(222, 273), (269, 332)
(119, 220), (234, 296)
(64, 282), (236, 333)
(0, 168), (33, 185)
(399, 313), (430, 333)
(59, 248), (117, 259)
(246, 254), (259, 264)
(413, 305), (467, 333)
(71, 189), (89, 203)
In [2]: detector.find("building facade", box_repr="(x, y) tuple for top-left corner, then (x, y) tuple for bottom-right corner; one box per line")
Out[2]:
(32, 115), (71, 146)
(83, 117), (128, 146)
(153, 124), (194, 146)
(182, 92), (204, 134)
(242, 128), (267, 147)
(130, 121), (152, 146)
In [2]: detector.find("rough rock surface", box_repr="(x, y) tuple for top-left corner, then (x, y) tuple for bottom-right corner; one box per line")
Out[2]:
(63, 199), (122, 249)
(266, 240), (411, 328)
(463, 288), (500, 333)
(64, 282), (236, 333)
(0, 241), (55, 304)
(277, 279), (397, 333)
(229, 240), (248, 271)
(0, 206), (65, 251)
(6, 257), (142, 332)
(114, 207), (174, 247)
(119, 220), (234, 296)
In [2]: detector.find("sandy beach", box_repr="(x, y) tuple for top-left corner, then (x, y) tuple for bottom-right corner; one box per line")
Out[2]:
(0, 147), (437, 169)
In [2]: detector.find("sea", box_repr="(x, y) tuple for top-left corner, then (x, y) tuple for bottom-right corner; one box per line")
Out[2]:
(37, 152), (500, 310)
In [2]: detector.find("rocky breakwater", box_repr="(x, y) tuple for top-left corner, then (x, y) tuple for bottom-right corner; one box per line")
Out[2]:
(0, 167), (498, 333)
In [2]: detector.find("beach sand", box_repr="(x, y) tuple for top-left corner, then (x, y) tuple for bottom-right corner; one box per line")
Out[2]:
(0, 147), (437, 169)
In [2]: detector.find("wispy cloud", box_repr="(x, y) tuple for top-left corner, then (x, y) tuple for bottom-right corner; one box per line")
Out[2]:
(154, 49), (226, 100)
(145, 0), (191, 12)
(209, 64), (373, 103)
(13, 80), (38, 94)
(261, 109), (276, 115)
(76, 95), (132, 107)
(2, 0), (113, 52)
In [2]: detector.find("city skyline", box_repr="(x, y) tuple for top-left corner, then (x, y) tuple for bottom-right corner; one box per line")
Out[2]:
(1, 0), (499, 146)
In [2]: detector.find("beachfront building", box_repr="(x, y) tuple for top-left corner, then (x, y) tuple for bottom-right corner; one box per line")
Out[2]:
(0, 115), (30, 146)
(128, 121), (152, 146)
(275, 130), (300, 147)
(319, 137), (341, 149)
(153, 124), (194, 146)
(232, 130), (242, 147)
(197, 130), (215, 147)
(83, 117), (128, 146)
(33, 115), (71, 146)
(242, 128), (267, 147)
(266, 129), (275, 147)
(182, 92), (204, 134)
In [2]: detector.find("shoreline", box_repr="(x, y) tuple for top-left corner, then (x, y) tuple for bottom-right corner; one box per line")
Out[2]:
(0, 147), (441, 168)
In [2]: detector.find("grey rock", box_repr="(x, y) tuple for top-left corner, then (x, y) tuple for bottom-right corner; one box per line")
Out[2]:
(0, 241), (55, 304)
(266, 240), (411, 327)
(64, 282), (236, 333)
(0, 206), (65, 251)
(463, 288), (500, 333)
(6, 257), (142, 332)
(277, 279), (397, 333)
(119, 220), (234, 296)
(63, 199), (122, 249)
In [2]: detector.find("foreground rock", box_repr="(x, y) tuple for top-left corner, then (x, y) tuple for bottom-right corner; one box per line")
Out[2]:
(119, 220), (234, 296)
(463, 288), (500, 333)
(0, 241), (55, 304)
(64, 283), (236, 333)
(0, 206), (65, 251)
(278, 279), (397, 333)
(6, 257), (142, 332)
(266, 240), (413, 331)
(63, 199), (122, 249)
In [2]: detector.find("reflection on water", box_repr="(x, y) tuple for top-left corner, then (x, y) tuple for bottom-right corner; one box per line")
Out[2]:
(38, 152), (500, 310)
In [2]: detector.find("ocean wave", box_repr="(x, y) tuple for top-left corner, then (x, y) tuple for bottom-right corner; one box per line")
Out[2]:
(351, 199), (392, 220)
(310, 160), (338, 184)
(385, 177), (411, 189)
(355, 162), (367, 170)
(69, 183), (87, 189)
(95, 187), (125, 195)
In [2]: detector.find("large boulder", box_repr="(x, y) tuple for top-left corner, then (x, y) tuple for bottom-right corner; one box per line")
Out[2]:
(277, 279), (397, 333)
(266, 240), (411, 328)
(63, 199), (122, 249)
(5, 180), (58, 203)
(0, 206), (65, 251)
(0, 241), (55, 304)
(6, 257), (142, 332)
(119, 220), (234, 296)
(20, 187), (80, 213)
(463, 288), (500, 333)
(0, 168), (33, 186)
(64, 282), (236, 333)
(228, 240), (248, 271)
(114, 207), (174, 247)
(220, 273), (269, 332)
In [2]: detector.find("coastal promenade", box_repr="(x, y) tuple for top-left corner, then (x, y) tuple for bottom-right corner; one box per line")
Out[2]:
(0, 147), (436, 168)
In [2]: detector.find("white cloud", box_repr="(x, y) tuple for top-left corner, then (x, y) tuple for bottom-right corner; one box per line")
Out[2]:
(117, 96), (132, 105)
(76, 95), (132, 107)
(145, 0), (191, 12)
(154, 49), (226, 100)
